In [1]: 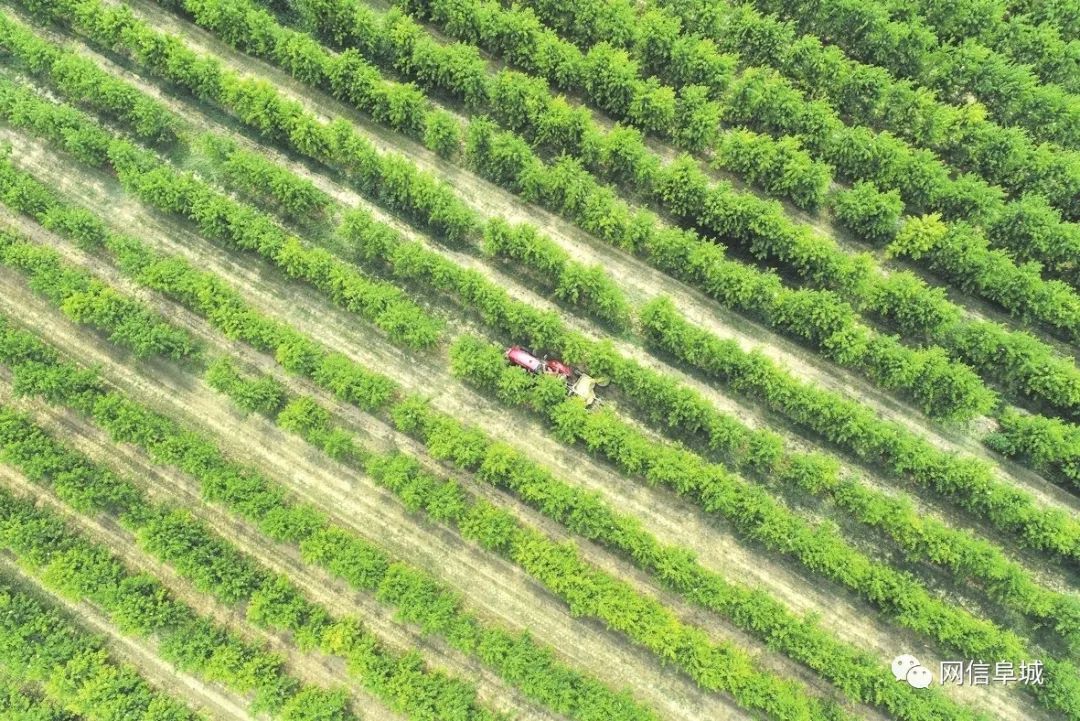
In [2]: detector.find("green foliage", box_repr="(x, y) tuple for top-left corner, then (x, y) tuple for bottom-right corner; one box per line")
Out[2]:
(637, 298), (1080, 561)
(8, 8), (1080, 716)
(0, 159), (405, 415)
(0, 485), (316, 719)
(0, 12), (177, 145)
(139, 507), (267, 604)
(987, 193), (1080, 281)
(714, 130), (831, 209)
(986, 409), (1080, 492)
(400, 0), (1080, 314)
(279, 688), (352, 721)
(0, 316), (652, 721)
(294, 0), (830, 215)
(195, 134), (330, 221)
(748, 0), (1080, 149)
(423, 110), (462, 159)
(342, 186), (1079, 682)
(0, 406), (144, 518)
(0, 576), (202, 721)
(0, 231), (197, 359)
(659, 0), (1080, 222)
(0, 302), (845, 721)
(0, 358), (502, 721)
(0, 88), (441, 352)
(248, 380), (839, 721)
(278, 396), (359, 460)
(0, 671), (82, 721)
(482, 218), (631, 330)
(339, 206), (566, 351)
(125, 0), (479, 244)
(205, 357), (287, 415)
(890, 214), (1080, 343)
(99, 0), (640, 335)
(830, 181), (904, 243)
(397, 0), (1080, 334)
(17, 0), (1063, 425)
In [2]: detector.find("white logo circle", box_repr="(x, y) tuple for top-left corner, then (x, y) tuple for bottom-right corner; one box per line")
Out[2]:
(891, 654), (920, 681)
(892, 655), (932, 688)
(907, 665), (933, 688)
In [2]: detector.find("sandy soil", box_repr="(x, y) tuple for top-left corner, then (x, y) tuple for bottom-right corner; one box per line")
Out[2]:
(0, 548), (258, 721)
(0, 216), (1057, 721)
(0, 464), (403, 721)
(0, 275), (759, 721)
(51, 0), (1080, 527)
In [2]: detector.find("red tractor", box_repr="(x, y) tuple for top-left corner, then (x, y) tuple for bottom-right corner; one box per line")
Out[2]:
(504, 346), (606, 407)
(504, 346), (545, 374)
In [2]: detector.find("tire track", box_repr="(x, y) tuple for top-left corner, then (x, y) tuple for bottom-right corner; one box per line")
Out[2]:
(0, 462), (393, 721)
(0, 275), (749, 721)
(0, 550), (257, 721)
(0, 176), (1052, 720)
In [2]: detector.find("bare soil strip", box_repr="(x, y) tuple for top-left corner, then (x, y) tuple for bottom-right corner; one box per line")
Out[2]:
(0, 278), (752, 721)
(0, 548), (259, 721)
(82, 0), (1080, 519)
(0, 189), (1053, 721)
(0, 462), (399, 721)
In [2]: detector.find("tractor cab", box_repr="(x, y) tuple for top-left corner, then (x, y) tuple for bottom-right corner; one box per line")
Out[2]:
(504, 346), (544, 374)
(504, 346), (607, 408)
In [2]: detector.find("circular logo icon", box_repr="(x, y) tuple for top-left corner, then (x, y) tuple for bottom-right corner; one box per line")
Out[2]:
(907, 665), (933, 689)
(892, 655), (932, 688)
(891, 654), (920, 681)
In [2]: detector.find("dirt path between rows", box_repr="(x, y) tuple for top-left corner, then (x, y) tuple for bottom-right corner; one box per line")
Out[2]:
(2, 391), (569, 721)
(0, 275), (759, 721)
(0, 547), (259, 721)
(0, 198), (1055, 720)
(11, 3), (1079, 614)
(0, 461), (398, 721)
(95, 0), (1080, 520)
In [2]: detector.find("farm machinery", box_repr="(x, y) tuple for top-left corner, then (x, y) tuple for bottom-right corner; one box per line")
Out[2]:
(504, 346), (607, 408)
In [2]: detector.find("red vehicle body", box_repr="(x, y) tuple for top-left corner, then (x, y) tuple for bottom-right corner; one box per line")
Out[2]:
(504, 346), (571, 377)
(504, 346), (545, 374)
(544, 358), (573, 378)
(504, 346), (605, 408)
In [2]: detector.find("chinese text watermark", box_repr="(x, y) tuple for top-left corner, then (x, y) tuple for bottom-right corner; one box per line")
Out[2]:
(892, 655), (1044, 688)
(939, 660), (1043, 686)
